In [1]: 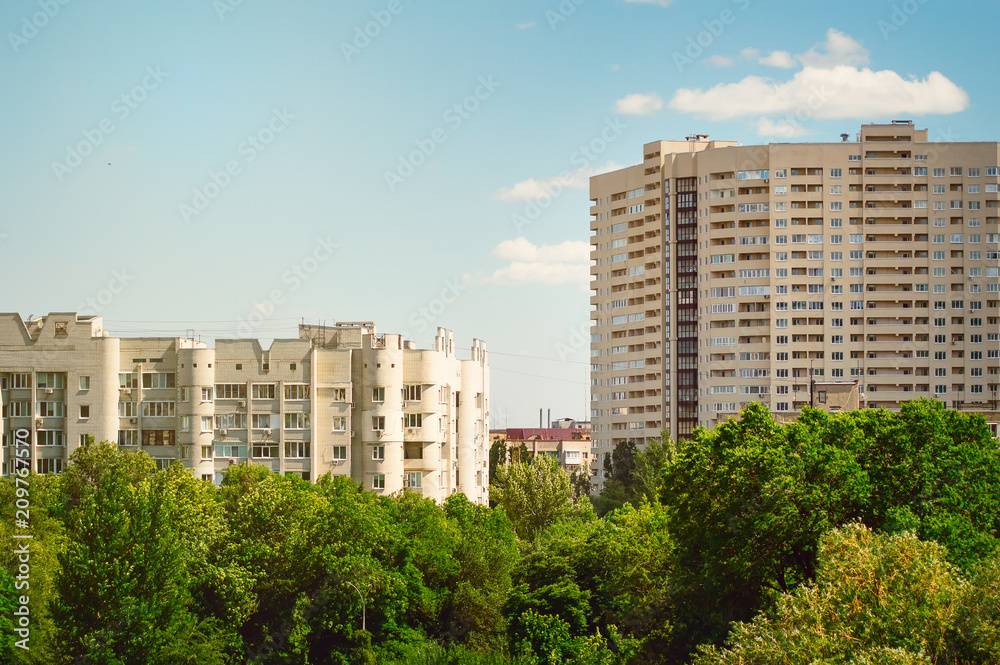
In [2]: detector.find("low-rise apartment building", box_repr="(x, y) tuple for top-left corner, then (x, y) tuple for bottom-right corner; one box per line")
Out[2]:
(0, 313), (490, 504)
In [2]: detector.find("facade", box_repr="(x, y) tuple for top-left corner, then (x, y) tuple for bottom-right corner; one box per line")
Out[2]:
(590, 122), (1000, 484)
(0, 314), (490, 504)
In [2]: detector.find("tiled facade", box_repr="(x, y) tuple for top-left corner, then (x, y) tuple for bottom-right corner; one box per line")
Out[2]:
(0, 313), (490, 504)
(590, 122), (1000, 485)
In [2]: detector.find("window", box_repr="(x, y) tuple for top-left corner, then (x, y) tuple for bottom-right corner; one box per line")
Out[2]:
(332, 388), (347, 402)
(142, 373), (175, 389)
(373, 445), (385, 460)
(252, 384), (276, 399)
(79, 376), (90, 391)
(252, 413), (277, 429)
(118, 430), (138, 446)
(36, 458), (64, 474)
(830, 168), (842, 178)
(372, 416), (386, 431)
(119, 402), (138, 418)
(37, 430), (65, 446)
(332, 416), (347, 432)
(404, 413), (423, 428)
(80, 405), (90, 419)
(284, 384), (310, 400)
(36, 373), (66, 389)
(285, 441), (310, 458)
(216, 384), (247, 399)
(331, 445), (347, 461)
(142, 401), (175, 417)
(406, 472), (422, 489)
(830, 185), (843, 195)
(372, 474), (385, 490)
(202, 446), (213, 460)
(180, 387), (190, 402)
(933, 168), (946, 177)
(201, 416), (213, 432)
(215, 413), (246, 429)
(372, 387), (385, 402)
(252, 443), (278, 458)
(284, 413), (310, 429)
(201, 387), (213, 402)
(830, 202), (843, 211)
(142, 430), (175, 446)
(36, 401), (64, 417)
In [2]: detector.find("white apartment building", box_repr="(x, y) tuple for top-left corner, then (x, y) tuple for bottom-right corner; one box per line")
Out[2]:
(0, 313), (490, 504)
(590, 122), (1000, 484)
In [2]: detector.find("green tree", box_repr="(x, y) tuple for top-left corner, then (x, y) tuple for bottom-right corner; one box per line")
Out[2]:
(51, 443), (228, 663)
(693, 524), (971, 664)
(442, 494), (519, 651)
(491, 455), (592, 541)
(660, 402), (872, 659)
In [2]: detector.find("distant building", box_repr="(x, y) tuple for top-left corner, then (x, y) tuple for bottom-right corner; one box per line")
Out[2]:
(550, 417), (591, 430)
(0, 313), (490, 504)
(491, 427), (591, 474)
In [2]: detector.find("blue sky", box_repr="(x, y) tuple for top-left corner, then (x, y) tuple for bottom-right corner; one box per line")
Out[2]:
(1, 0), (996, 427)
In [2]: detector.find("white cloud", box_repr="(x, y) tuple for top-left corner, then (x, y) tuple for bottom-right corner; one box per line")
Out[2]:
(624, 0), (674, 5)
(464, 238), (591, 288)
(798, 28), (869, 68)
(669, 65), (969, 121)
(758, 50), (796, 68)
(491, 161), (621, 202)
(704, 54), (734, 68)
(614, 92), (664, 116)
(515, 22), (535, 29)
(739, 47), (759, 60)
(756, 117), (810, 138)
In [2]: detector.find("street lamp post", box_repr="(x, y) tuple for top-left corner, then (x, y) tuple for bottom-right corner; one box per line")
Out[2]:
(344, 581), (366, 632)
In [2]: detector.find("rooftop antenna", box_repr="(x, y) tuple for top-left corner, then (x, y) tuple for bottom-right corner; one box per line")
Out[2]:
(840, 133), (850, 142)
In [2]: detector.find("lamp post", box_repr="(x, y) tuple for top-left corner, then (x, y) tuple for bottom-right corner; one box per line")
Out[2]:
(344, 581), (366, 632)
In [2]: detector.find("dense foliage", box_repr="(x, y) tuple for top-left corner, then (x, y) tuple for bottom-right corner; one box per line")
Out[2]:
(2, 399), (999, 664)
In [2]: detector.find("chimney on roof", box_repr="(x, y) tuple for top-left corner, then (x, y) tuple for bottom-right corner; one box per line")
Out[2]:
(539, 408), (543, 428)
(841, 133), (850, 142)
(547, 409), (551, 428)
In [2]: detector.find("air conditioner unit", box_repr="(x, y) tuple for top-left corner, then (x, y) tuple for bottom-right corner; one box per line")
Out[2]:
(35, 419), (43, 429)
(333, 459), (342, 465)
(220, 429), (228, 436)
(238, 401), (246, 408)
(45, 388), (54, 395)
(375, 429), (385, 437)
(129, 418), (138, 424)
(406, 428), (416, 436)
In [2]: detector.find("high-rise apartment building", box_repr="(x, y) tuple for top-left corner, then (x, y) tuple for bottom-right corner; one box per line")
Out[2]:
(590, 122), (1000, 482)
(0, 313), (490, 504)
